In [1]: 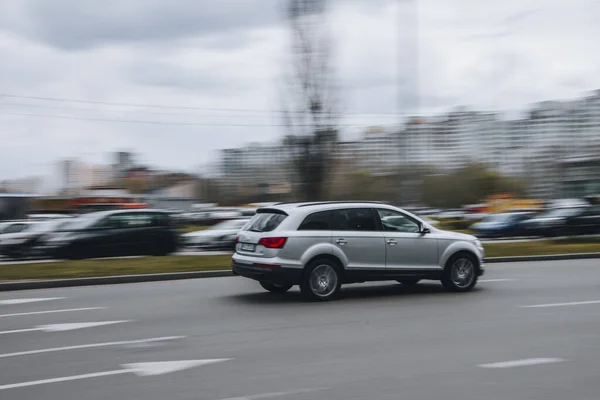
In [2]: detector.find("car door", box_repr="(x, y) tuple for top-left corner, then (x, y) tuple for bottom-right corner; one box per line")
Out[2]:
(330, 208), (386, 271)
(375, 208), (439, 270)
(571, 206), (600, 234)
(89, 214), (132, 257)
(116, 213), (151, 256)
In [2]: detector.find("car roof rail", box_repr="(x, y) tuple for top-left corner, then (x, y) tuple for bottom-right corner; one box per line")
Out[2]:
(296, 201), (386, 208)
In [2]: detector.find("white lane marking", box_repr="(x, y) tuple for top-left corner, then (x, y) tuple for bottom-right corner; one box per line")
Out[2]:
(0, 336), (185, 359)
(40, 320), (130, 332)
(0, 359), (232, 390)
(479, 358), (565, 369)
(479, 279), (514, 283)
(216, 388), (326, 400)
(0, 370), (127, 390)
(124, 359), (232, 377)
(0, 307), (104, 318)
(0, 328), (40, 335)
(0, 297), (65, 305)
(521, 300), (600, 308)
(0, 320), (129, 335)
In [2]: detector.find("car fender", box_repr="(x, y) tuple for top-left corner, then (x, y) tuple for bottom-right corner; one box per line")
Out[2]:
(300, 243), (341, 268)
(439, 240), (482, 268)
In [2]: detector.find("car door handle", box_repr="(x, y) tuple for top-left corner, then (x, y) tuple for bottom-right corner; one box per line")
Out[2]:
(336, 238), (347, 246)
(386, 239), (397, 246)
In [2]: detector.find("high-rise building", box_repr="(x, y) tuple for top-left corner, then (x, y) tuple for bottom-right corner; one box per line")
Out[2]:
(219, 89), (600, 200)
(113, 151), (134, 180)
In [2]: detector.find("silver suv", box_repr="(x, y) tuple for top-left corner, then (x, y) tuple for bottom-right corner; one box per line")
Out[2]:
(232, 201), (485, 301)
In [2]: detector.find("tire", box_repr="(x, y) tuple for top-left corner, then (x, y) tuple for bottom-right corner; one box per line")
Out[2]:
(397, 278), (421, 285)
(441, 252), (478, 292)
(300, 259), (343, 301)
(259, 282), (293, 293)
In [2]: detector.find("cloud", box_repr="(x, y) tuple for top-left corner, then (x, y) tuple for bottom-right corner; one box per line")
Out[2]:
(0, 0), (599, 184)
(0, 0), (281, 50)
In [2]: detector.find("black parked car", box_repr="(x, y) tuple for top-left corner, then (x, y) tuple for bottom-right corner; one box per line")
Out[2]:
(471, 212), (535, 238)
(42, 209), (178, 260)
(564, 206), (600, 235)
(521, 207), (590, 237)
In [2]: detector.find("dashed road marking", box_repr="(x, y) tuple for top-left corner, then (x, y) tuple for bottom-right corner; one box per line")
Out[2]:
(0, 320), (129, 335)
(0, 307), (104, 318)
(0, 297), (65, 305)
(521, 300), (600, 308)
(478, 358), (565, 369)
(216, 388), (327, 400)
(0, 336), (185, 359)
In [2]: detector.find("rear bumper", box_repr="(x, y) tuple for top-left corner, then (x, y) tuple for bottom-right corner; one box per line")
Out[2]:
(232, 262), (303, 285)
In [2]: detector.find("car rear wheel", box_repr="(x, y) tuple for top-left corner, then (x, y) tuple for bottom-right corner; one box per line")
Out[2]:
(259, 282), (293, 293)
(441, 253), (478, 292)
(397, 278), (421, 285)
(300, 259), (342, 301)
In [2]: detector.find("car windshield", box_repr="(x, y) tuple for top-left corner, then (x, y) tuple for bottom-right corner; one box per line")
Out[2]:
(481, 213), (520, 223)
(29, 219), (71, 233)
(63, 214), (102, 230)
(211, 219), (247, 230)
(536, 207), (585, 219)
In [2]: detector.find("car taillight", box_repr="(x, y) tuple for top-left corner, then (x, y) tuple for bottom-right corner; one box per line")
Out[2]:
(235, 235), (239, 243)
(258, 237), (287, 249)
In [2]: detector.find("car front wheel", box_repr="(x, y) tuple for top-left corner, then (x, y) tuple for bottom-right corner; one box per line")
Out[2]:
(259, 282), (293, 293)
(300, 259), (342, 301)
(441, 253), (478, 292)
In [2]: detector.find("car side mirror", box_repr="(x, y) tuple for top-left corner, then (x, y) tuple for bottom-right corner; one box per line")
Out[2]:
(420, 226), (431, 235)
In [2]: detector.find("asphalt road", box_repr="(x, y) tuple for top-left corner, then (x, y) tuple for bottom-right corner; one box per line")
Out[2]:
(1, 259), (600, 400)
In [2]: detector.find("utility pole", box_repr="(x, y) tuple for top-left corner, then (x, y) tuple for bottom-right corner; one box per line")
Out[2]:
(283, 0), (337, 201)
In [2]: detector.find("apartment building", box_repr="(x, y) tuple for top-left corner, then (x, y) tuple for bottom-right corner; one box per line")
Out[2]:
(220, 90), (600, 200)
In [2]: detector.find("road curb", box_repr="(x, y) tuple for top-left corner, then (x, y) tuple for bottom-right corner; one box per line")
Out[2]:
(1, 253), (599, 291)
(485, 252), (600, 263)
(0, 270), (233, 292)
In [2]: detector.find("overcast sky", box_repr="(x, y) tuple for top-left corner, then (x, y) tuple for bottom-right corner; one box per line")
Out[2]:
(1, 0), (599, 183)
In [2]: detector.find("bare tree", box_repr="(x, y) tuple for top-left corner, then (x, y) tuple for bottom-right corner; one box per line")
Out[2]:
(282, 0), (338, 201)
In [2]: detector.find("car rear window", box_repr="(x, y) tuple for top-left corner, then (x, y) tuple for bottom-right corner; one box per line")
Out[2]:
(244, 213), (286, 232)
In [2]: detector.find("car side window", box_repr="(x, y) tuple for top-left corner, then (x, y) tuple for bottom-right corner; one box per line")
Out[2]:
(95, 215), (123, 229)
(298, 211), (332, 231)
(331, 208), (377, 232)
(4, 223), (27, 234)
(120, 213), (154, 228)
(376, 209), (420, 233)
(151, 213), (169, 227)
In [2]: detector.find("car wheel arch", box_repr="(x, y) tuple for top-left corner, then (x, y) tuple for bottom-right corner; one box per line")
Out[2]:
(303, 254), (345, 276)
(445, 250), (480, 271)
(439, 241), (481, 269)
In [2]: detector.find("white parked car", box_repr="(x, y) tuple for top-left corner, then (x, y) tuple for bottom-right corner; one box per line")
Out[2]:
(181, 219), (249, 250)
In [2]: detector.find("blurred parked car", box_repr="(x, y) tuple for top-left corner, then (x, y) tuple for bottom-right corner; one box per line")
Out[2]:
(42, 209), (178, 260)
(564, 206), (600, 235)
(181, 218), (249, 250)
(28, 213), (75, 221)
(521, 207), (590, 237)
(0, 220), (35, 235)
(471, 212), (535, 238)
(0, 219), (72, 259)
(436, 209), (466, 219)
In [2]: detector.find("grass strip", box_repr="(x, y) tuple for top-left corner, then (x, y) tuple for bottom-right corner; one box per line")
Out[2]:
(1, 239), (599, 282)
